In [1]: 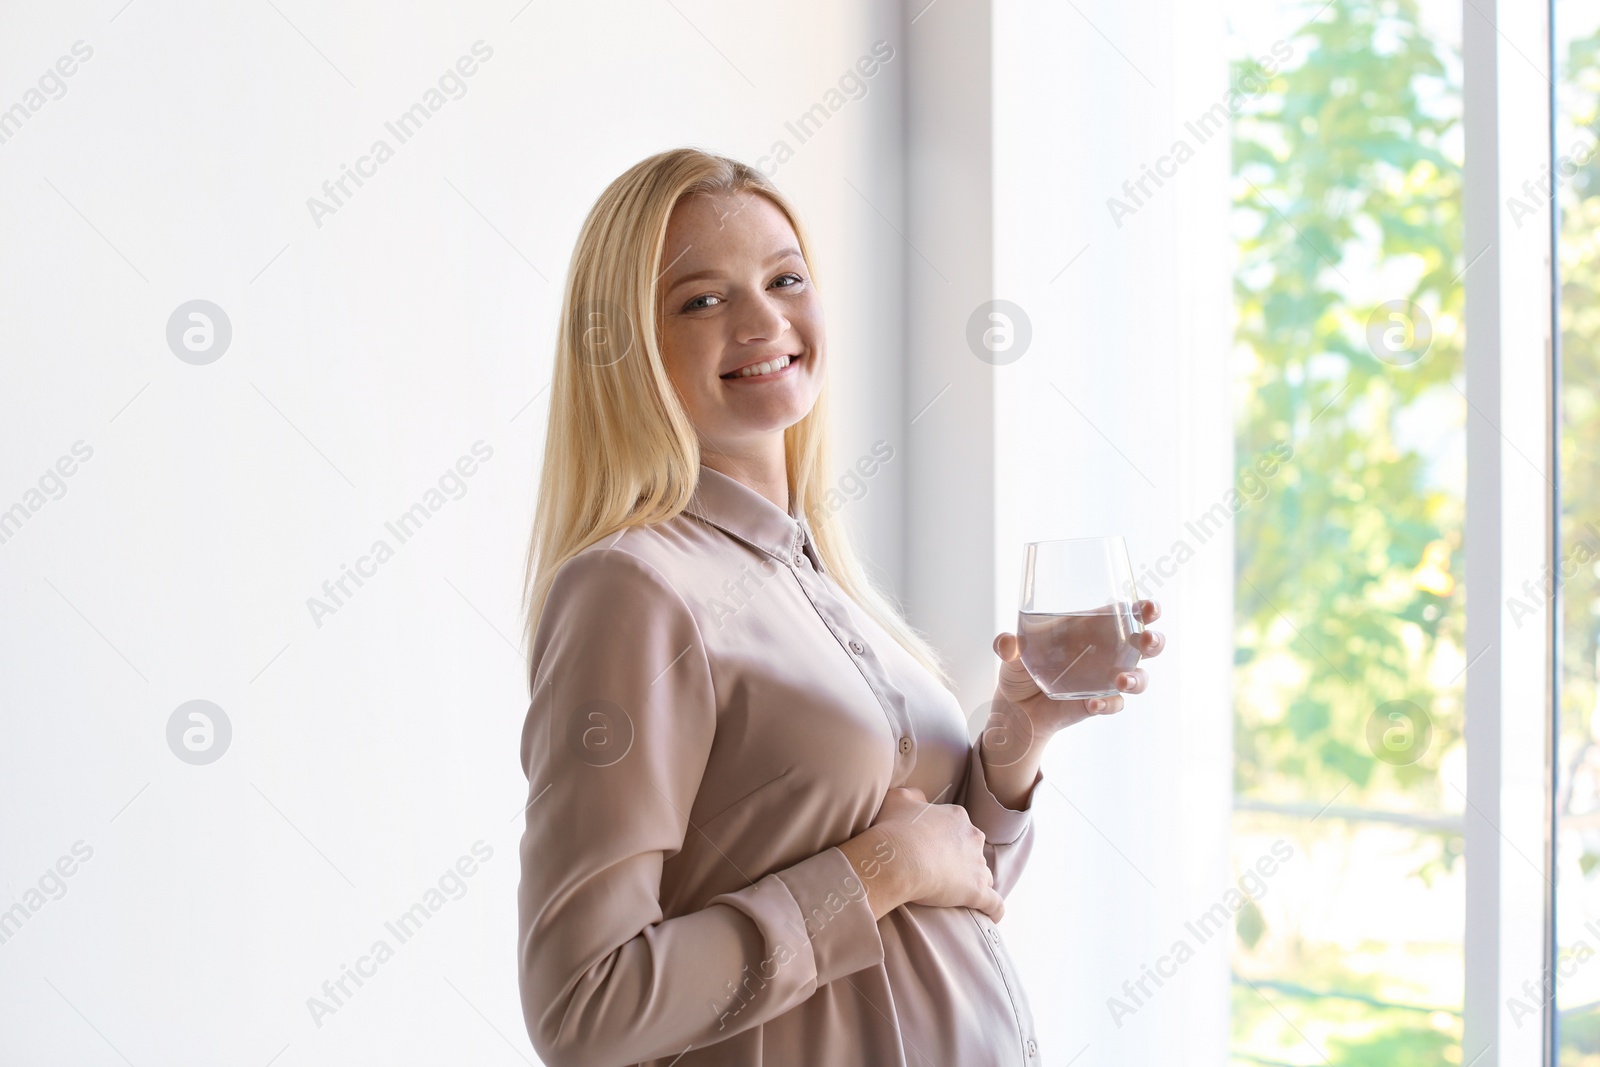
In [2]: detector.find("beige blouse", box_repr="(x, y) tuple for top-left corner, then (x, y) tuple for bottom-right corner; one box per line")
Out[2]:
(517, 462), (1047, 1067)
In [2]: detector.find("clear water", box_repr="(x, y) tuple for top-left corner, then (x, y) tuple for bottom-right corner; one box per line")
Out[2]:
(1016, 606), (1142, 699)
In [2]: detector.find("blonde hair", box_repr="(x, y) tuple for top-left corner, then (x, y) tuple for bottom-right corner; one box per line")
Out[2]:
(520, 147), (954, 696)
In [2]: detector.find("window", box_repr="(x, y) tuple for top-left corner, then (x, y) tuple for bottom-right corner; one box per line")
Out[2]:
(1225, 2), (1468, 1062)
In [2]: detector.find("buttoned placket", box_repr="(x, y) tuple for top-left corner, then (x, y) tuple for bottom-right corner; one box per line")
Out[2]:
(793, 512), (1031, 1060)
(784, 516), (917, 771)
(969, 910), (1040, 1063)
(683, 467), (921, 772)
(674, 466), (1035, 1061)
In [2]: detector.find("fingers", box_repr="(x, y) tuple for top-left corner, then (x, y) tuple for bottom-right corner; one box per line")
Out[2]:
(1086, 694), (1125, 715)
(969, 841), (1003, 922)
(1137, 599), (1162, 623)
(992, 632), (1019, 661)
(980, 887), (1005, 924)
(1115, 668), (1148, 695)
(1134, 629), (1165, 656)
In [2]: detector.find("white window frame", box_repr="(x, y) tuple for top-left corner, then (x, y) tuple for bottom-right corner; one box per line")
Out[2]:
(1462, 0), (1557, 1063)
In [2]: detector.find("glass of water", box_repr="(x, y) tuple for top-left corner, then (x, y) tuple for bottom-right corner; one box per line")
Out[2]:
(1017, 536), (1144, 700)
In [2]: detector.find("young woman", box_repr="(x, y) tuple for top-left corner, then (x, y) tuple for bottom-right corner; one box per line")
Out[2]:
(516, 147), (1163, 1067)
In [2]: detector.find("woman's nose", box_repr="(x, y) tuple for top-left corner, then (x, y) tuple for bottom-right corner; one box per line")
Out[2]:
(735, 292), (790, 344)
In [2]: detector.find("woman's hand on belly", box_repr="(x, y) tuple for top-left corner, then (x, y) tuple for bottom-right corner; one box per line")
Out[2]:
(839, 786), (1005, 924)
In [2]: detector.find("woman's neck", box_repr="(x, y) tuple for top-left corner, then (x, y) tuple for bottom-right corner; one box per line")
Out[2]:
(700, 445), (789, 513)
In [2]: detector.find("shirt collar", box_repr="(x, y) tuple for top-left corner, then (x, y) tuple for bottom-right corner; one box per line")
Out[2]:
(684, 462), (813, 565)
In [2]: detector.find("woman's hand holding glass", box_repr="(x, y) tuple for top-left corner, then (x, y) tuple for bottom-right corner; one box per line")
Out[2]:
(979, 595), (1165, 811)
(993, 598), (1165, 732)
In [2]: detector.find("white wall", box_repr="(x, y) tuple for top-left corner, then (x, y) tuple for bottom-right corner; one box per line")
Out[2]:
(0, 2), (908, 1063)
(2, 0), (1238, 1062)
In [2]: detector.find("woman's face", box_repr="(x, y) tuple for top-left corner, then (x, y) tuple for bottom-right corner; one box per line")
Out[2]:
(656, 190), (825, 465)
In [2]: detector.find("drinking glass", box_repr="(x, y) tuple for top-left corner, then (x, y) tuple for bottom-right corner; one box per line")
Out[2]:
(1017, 536), (1144, 700)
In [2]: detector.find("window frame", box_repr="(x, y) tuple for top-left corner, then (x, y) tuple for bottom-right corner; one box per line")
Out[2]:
(1460, 0), (1558, 1062)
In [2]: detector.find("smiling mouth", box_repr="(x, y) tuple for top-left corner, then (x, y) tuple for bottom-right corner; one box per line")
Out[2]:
(721, 352), (802, 380)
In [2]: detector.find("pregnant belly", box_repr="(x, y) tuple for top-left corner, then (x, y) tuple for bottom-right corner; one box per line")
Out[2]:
(877, 903), (1037, 1065)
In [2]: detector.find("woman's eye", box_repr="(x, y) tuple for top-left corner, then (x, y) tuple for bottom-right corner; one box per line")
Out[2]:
(681, 274), (800, 311)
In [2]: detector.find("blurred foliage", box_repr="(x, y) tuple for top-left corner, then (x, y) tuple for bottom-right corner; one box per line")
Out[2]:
(1229, 962), (1460, 1067)
(1558, 20), (1600, 847)
(1559, 11), (1600, 1065)
(1565, 1007), (1600, 1067)
(1230, 0), (1464, 813)
(1226, 0), (1600, 1061)
(1227, 0), (1466, 1062)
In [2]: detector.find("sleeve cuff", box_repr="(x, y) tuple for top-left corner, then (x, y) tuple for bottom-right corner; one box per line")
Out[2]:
(963, 741), (1040, 847)
(771, 846), (885, 986)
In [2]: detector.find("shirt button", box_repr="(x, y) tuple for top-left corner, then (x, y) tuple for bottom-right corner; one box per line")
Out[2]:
(898, 736), (912, 754)
(849, 639), (865, 655)
(793, 551), (806, 567)
(1026, 1038), (1037, 1057)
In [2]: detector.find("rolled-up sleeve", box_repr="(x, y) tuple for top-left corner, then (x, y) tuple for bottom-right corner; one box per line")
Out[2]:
(517, 547), (885, 1067)
(956, 742), (1041, 900)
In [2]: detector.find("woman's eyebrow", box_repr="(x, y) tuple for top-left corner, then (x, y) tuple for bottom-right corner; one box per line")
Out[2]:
(664, 246), (804, 291)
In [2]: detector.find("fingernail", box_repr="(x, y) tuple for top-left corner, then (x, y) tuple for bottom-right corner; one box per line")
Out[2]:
(1088, 699), (1106, 713)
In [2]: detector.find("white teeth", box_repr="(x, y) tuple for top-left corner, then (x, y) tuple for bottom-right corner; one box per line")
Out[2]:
(733, 354), (793, 378)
